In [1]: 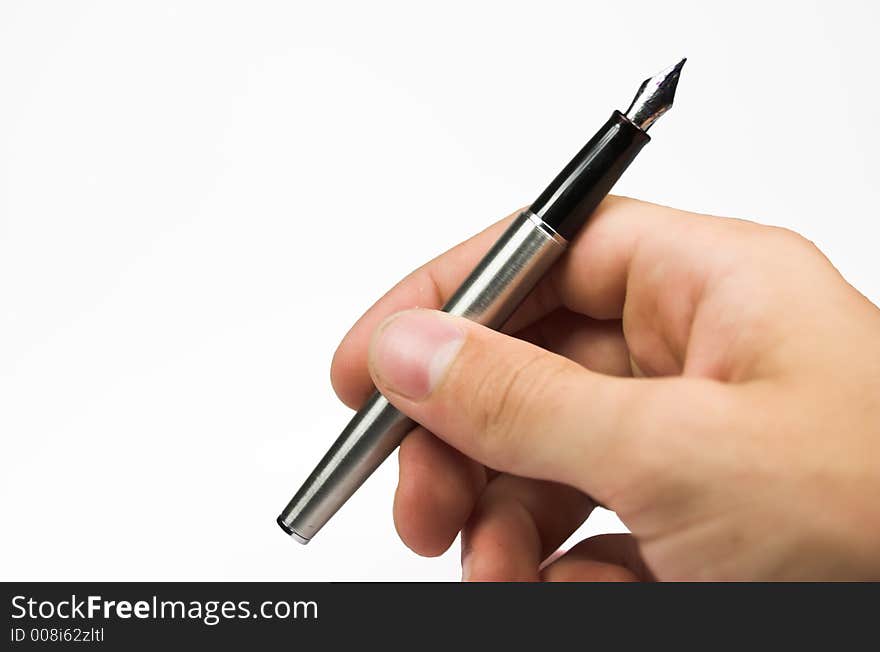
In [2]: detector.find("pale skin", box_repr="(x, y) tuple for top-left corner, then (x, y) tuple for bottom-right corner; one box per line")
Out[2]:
(330, 197), (880, 581)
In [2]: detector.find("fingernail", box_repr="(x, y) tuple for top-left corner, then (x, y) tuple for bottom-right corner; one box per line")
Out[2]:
(370, 309), (465, 401)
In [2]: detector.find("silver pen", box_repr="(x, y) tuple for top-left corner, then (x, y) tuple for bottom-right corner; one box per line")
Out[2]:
(278, 59), (686, 544)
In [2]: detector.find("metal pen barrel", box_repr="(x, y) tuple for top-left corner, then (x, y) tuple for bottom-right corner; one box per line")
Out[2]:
(277, 59), (685, 544)
(278, 211), (567, 543)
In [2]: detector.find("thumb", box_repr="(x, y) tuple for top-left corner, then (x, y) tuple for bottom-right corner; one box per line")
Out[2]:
(367, 308), (670, 498)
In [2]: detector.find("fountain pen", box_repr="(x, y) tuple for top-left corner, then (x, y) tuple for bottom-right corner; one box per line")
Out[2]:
(278, 59), (687, 544)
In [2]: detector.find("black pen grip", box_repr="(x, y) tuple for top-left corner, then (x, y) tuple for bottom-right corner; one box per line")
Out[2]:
(530, 111), (649, 241)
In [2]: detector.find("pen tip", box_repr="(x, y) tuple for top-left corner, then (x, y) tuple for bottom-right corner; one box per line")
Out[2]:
(624, 58), (687, 132)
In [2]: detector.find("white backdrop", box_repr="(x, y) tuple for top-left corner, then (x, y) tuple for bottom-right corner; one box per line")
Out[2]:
(2, 1), (878, 581)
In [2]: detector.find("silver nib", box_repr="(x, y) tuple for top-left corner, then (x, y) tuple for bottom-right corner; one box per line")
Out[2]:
(625, 58), (686, 132)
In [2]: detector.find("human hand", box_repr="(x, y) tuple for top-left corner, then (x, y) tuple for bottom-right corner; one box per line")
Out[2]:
(330, 197), (880, 581)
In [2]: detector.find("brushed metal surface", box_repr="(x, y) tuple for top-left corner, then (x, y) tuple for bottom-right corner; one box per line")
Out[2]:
(278, 211), (567, 542)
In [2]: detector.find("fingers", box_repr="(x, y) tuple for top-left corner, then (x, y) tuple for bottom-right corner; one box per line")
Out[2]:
(546, 195), (692, 320)
(460, 474), (595, 582)
(393, 426), (485, 557)
(367, 308), (703, 501)
(331, 197), (704, 408)
(393, 433), (594, 564)
(541, 534), (653, 582)
(392, 430), (651, 582)
(390, 317), (627, 559)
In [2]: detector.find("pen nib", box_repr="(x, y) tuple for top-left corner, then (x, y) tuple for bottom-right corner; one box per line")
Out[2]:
(625, 58), (686, 131)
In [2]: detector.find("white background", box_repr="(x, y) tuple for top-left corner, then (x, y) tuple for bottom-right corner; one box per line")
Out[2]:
(2, 1), (878, 581)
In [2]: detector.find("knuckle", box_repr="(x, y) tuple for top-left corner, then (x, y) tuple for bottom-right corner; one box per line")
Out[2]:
(468, 352), (557, 467)
(766, 224), (818, 254)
